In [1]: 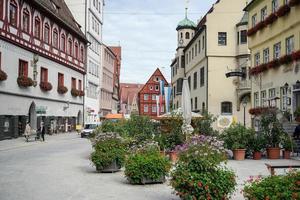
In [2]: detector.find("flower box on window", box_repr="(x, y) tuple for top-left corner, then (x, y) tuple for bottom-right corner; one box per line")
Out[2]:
(256, 21), (266, 31)
(279, 54), (293, 65)
(17, 76), (34, 87)
(276, 4), (291, 17)
(289, 0), (300, 7)
(267, 59), (280, 69)
(291, 50), (300, 61)
(0, 70), (7, 81)
(71, 88), (80, 97)
(249, 107), (277, 116)
(57, 85), (68, 94)
(247, 27), (257, 36)
(78, 90), (85, 97)
(264, 13), (278, 26)
(39, 81), (53, 92)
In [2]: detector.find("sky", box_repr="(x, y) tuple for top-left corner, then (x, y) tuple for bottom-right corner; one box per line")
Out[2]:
(103, 0), (216, 84)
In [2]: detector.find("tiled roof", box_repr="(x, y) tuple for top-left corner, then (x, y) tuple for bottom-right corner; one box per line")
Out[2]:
(120, 83), (144, 104)
(31, 0), (87, 42)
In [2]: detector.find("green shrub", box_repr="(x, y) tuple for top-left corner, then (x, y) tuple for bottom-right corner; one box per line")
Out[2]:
(90, 133), (126, 171)
(243, 170), (300, 200)
(171, 135), (236, 200)
(124, 142), (171, 184)
(248, 133), (266, 152)
(193, 111), (219, 136)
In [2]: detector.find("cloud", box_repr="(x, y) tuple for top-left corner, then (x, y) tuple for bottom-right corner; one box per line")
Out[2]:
(103, 0), (216, 83)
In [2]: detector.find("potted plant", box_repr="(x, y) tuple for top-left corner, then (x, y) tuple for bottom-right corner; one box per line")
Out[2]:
(171, 135), (236, 200)
(289, 0), (300, 7)
(0, 69), (7, 81)
(294, 107), (300, 122)
(282, 135), (295, 159)
(71, 88), (80, 97)
(276, 4), (291, 17)
(221, 124), (253, 160)
(17, 76), (34, 87)
(57, 85), (68, 94)
(124, 141), (171, 184)
(90, 132), (126, 173)
(248, 133), (266, 160)
(279, 54), (293, 65)
(264, 13), (278, 26)
(260, 112), (285, 159)
(39, 81), (53, 92)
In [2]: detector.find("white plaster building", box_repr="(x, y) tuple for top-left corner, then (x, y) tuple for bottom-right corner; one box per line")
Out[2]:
(0, 0), (88, 140)
(65, 0), (104, 123)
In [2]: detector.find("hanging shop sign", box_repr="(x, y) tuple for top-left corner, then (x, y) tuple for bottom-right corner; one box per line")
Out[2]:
(225, 71), (245, 78)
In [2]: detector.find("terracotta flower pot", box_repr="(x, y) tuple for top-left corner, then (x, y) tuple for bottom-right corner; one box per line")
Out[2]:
(168, 151), (178, 162)
(233, 149), (246, 161)
(253, 151), (262, 160)
(267, 147), (281, 159)
(283, 150), (291, 159)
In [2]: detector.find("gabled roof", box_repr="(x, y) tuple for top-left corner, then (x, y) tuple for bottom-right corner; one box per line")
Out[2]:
(139, 68), (169, 94)
(236, 12), (249, 26)
(30, 0), (87, 43)
(176, 17), (197, 31)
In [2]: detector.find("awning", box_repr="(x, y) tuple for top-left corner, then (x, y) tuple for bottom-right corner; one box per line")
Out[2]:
(105, 113), (124, 119)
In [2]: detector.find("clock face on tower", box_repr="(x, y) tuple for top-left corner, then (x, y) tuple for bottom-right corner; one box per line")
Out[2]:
(179, 39), (184, 45)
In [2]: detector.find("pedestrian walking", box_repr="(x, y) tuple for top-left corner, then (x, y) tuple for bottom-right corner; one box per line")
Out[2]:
(24, 122), (31, 142)
(41, 122), (46, 142)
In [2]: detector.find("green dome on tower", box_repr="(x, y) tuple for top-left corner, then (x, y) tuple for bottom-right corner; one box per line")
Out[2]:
(176, 17), (196, 31)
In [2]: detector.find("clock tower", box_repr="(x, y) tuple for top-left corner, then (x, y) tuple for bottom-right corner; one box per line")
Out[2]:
(176, 6), (196, 47)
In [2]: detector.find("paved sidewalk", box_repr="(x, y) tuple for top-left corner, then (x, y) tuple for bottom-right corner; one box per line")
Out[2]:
(0, 132), (80, 152)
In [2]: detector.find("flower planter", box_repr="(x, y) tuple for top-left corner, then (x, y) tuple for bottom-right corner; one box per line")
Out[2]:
(264, 13), (278, 26)
(253, 151), (262, 160)
(0, 70), (7, 81)
(57, 85), (68, 94)
(292, 50), (300, 61)
(276, 5), (291, 17)
(289, 0), (300, 7)
(249, 107), (276, 116)
(279, 54), (293, 65)
(96, 159), (121, 173)
(266, 147), (281, 159)
(283, 150), (291, 159)
(247, 27), (256, 36)
(267, 59), (280, 69)
(168, 151), (178, 162)
(39, 82), (53, 92)
(140, 176), (165, 185)
(17, 76), (34, 87)
(71, 88), (80, 97)
(233, 149), (246, 161)
(78, 90), (85, 97)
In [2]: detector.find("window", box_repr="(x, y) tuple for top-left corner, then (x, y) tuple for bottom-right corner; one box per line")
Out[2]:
(237, 31), (240, 45)
(53, 28), (58, 48)
(155, 85), (159, 91)
(218, 32), (227, 46)
(252, 14), (257, 27)
(44, 23), (50, 44)
(144, 94), (149, 100)
(191, 99), (193, 110)
(22, 9), (30, 33)
(281, 87), (288, 111)
(87, 82), (97, 99)
(0, 0), (3, 18)
(202, 35), (205, 49)
(241, 67), (247, 80)
(152, 105), (157, 113)
(181, 55), (185, 68)
(269, 88), (276, 107)
(193, 72), (197, 90)
(254, 92), (259, 107)
(176, 78), (183, 93)
(152, 95), (156, 101)
(189, 51), (191, 62)
(286, 36), (294, 55)
(173, 86), (176, 98)
(185, 32), (190, 39)
(68, 39), (73, 55)
(198, 40), (201, 53)
(80, 47), (84, 62)
(19, 60), (28, 77)
(261, 90), (267, 107)
(60, 34), (66, 51)
(144, 105), (148, 113)
(9, 1), (17, 26)
(261, 6), (267, 21)
(78, 80), (82, 91)
(192, 47), (194, 59)
(0, 52), (1, 69)
(188, 76), (191, 90)
(71, 77), (76, 89)
(221, 102), (232, 115)
(255, 53), (260, 66)
(202, 102), (205, 113)
(161, 106), (164, 113)
(200, 67), (204, 87)
(34, 17), (40, 38)
(240, 30), (247, 44)
(58, 73), (64, 86)
(195, 97), (198, 110)
(274, 42), (281, 59)
(263, 48), (269, 63)
(40, 67), (48, 82)
(149, 85), (153, 90)
(195, 44), (197, 57)
(272, 0), (278, 13)
(75, 43), (79, 59)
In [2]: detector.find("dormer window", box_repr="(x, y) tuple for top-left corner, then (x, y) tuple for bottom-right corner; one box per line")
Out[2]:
(22, 8), (30, 33)
(34, 17), (41, 38)
(61, 34), (66, 51)
(68, 38), (73, 55)
(44, 23), (50, 44)
(9, 0), (18, 26)
(53, 28), (58, 48)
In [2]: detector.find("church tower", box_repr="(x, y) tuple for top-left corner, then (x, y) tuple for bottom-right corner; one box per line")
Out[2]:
(176, 7), (196, 48)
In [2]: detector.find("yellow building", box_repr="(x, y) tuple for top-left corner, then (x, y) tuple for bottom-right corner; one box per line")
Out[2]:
(245, 0), (300, 127)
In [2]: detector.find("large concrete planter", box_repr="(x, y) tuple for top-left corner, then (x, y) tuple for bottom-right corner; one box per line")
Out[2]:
(233, 149), (246, 161)
(266, 147), (281, 159)
(129, 176), (166, 185)
(253, 151), (262, 160)
(96, 160), (121, 173)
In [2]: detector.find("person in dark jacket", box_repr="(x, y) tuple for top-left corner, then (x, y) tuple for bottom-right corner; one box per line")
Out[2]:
(41, 122), (45, 142)
(294, 123), (300, 139)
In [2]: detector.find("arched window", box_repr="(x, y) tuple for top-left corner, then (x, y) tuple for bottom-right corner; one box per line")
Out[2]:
(185, 32), (190, 39)
(44, 23), (50, 44)
(80, 47), (84, 62)
(68, 38), (72, 55)
(53, 28), (58, 48)
(221, 101), (232, 115)
(61, 34), (65, 51)
(75, 43), (78, 58)
(202, 102), (205, 113)
(9, 0), (18, 26)
(34, 16), (40, 38)
(180, 32), (183, 39)
(22, 8), (30, 33)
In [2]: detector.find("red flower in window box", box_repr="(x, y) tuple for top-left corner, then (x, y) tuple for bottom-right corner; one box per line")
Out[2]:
(39, 81), (53, 92)
(17, 76), (34, 87)
(78, 90), (85, 97)
(264, 13), (278, 26)
(256, 21), (266, 31)
(289, 0), (300, 7)
(71, 88), (80, 97)
(247, 27), (257, 36)
(57, 85), (68, 94)
(291, 50), (300, 61)
(267, 59), (280, 69)
(0, 70), (7, 81)
(279, 54), (293, 65)
(249, 107), (277, 116)
(276, 4), (291, 17)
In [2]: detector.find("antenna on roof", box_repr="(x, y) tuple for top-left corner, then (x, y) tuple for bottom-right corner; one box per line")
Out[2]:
(185, 0), (189, 18)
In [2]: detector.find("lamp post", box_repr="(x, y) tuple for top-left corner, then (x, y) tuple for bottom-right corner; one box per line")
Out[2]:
(242, 99), (247, 126)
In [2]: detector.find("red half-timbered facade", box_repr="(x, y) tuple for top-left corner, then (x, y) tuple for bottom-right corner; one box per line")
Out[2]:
(138, 68), (169, 117)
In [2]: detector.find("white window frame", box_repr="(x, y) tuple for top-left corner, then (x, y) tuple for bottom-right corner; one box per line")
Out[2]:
(254, 92), (259, 107)
(281, 87), (288, 111)
(286, 36), (294, 55)
(274, 42), (281, 59)
(144, 94), (148, 100)
(152, 105), (157, 113)
(255, 53), (260, 66)
(263, 48), (269, 64)
(144, 105), (148, 113)
(261, 90), (267, 107)
(261, 6), (267, 21)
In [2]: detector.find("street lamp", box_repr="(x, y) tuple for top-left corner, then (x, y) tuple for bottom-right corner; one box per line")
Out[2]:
(242, 99), (247, 126)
